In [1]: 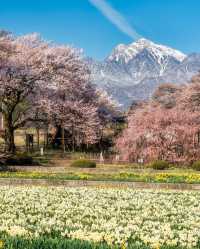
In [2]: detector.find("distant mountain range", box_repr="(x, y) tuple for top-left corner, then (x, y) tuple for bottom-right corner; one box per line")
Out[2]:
(87, 39), (200, 109)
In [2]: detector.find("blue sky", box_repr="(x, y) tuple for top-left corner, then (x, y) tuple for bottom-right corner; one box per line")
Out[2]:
(1, 0), (200, 60)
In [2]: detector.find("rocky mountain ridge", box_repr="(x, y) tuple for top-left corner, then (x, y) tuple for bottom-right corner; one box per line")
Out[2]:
(88, 39), (200, 109)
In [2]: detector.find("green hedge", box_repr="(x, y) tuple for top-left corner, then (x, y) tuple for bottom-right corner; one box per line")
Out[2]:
(150, 160), (170, 170)
(70, 159), (96, 168)
(192, 161), (200, 171)
(5, 153), (37, 166)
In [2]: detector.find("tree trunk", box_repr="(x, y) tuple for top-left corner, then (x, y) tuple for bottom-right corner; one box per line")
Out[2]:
(43, 129), (46, 148)
(72, 125), (75, 152)
(46, 124), (49, 148)
(61, 125), (65, 153)
(36, 127), (40, 150)
(43, 124), (49, 149)
(5, 127), (15, 153)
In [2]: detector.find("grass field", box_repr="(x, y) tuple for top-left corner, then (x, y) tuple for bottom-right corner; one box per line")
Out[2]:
(3, 164), (200, 184)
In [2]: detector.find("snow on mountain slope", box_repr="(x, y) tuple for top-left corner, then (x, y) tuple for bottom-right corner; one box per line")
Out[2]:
(108, 39), (186, 64)
(87, 39), (200, 109)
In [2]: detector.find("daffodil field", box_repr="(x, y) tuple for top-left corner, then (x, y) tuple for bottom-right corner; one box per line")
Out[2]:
(0, 186), (200, 248)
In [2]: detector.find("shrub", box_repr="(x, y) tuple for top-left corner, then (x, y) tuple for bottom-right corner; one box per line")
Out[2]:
(70, 159), (96, 168)
(150, 160), (169, 170)
(6, 153), (35, 166)
(191, 161), (200, 171)
(0, 165), (9, 172)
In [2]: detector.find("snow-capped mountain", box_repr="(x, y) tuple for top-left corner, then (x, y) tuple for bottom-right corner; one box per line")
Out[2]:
(87, 39), (200, 109)
(108, 38), (186, 64)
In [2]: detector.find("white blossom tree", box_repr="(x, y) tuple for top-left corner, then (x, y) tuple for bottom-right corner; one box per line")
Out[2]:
(43, 46), (101, 151)
(0, 33), (50, 152)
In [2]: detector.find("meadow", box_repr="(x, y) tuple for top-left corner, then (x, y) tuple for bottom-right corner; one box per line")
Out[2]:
(0, 186), (200, 249)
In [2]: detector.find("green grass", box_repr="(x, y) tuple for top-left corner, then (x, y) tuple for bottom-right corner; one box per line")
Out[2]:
(1, 170), (200, 184)
(0, 234), (199, 249)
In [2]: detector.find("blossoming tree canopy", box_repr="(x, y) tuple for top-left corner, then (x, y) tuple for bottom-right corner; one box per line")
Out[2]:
(41, 45), (103, 149)
(116, 77), (200, 164)
(0, 33), (50, 152)
(0, 33), (106, 153)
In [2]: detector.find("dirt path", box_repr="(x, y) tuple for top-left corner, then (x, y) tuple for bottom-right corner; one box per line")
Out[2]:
(0, 178), (200, 191)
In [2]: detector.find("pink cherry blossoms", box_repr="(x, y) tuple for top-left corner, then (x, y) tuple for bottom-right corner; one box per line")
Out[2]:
(0, 32), (113, 152)
(116, 79), (200, 164)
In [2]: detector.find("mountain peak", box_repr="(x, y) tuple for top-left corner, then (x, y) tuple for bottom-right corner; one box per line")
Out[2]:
(132, 38), (153, 46)
(108, 38), (186, 63)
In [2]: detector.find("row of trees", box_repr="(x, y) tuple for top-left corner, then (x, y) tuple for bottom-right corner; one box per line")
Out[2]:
(0, 32), (118, 153)
(116, 74), (200, 164)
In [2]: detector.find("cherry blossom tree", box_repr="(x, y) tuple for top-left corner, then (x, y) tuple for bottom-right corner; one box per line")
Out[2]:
(116, 76), (200, 164)
(152, 83), (182, 108)
(41, 45), (102, 152)
(96, 89), (120, 124)
(0, 33), (50, 152)
(0, 32), (117, 154)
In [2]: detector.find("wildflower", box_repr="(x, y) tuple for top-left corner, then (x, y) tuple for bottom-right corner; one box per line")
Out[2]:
(0, 240), (4, 248)
(121, 241), (126, 249)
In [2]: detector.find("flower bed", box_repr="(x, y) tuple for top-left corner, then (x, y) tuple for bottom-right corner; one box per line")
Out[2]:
(0, 186), (199, 248)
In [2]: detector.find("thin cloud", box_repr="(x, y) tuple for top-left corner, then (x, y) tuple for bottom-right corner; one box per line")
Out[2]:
(88, 0), (142, 40)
